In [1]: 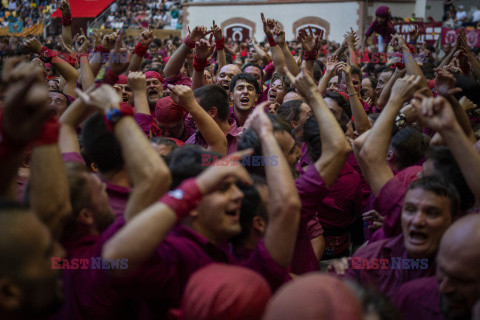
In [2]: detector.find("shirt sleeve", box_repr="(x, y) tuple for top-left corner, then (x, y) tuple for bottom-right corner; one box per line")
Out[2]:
(62, 152), (85, 164)
(163, 71), (192, 89)
(365, 21), (377, 37)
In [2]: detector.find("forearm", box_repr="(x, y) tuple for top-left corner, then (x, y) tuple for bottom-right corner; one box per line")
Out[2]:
(334, 44), (348, 58)
(114, 117), (171, 221)
(30, 144), (71, 239)
(280, 43), (300, 76)
(348, 45), (361, 69)
(309, 92), (350, 186)
(191, 69), (205, 91)
(0, 154), (23, 200)
(401, 48), (430, 92)
(52, 57), (80, 83)
(62, 26), (73, 49)
(189, 103), (227, 154)
(446, 95), (475, 141)
(317, 70), (333, 94)
(89, 52), (104, 77)
(271, 45), (287, 75)
(376, 73), (398, 110)
(346, 81), (371, 134)
(102, 203), (177, 273)
(254, 43), (270, 64)
(132, 89), (150, 115)
(164, 43), (191, 79)
(441, 122), (480, 203)
(58, 98), (92, 154)
(79, 55), (95, 91)
(438, 48), (456, 69)
(260, 133), (300, 268)
(127, 54), (143, 73)
(217, 49), (227, 70)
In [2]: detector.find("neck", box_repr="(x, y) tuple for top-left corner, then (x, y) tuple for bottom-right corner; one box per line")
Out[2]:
(216, 119), (231, 134)
(100, 168), (131, 188)
(234, 107), (252, 127)
(189, 220), (227, 247)
(240, 232), (261, 251)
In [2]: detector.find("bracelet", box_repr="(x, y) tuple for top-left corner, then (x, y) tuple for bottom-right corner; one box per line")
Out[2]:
(62, 13), (72, 26)
(40, 46), (56, 63)
(215, 37), (225, 51)
(95, 66), (119, 87)
(193, 55), (208, 72)
(347, 92), (358, 97)
(267, 35), (277, 47)
(103, 102), (135, 131)
(183, 35), (196, 49)
(31, 114), (60, 147)
(133, 42), (149, 57)
(303, 50), (318, 61)
(159, 178), (202, 221)
(0, 109), (29, 159)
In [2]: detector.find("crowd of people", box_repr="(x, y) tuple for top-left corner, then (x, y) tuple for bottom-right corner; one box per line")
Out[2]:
(0, 0), (54, 28)
(1, 0), (480, 319)
(101, 0), (183, 30)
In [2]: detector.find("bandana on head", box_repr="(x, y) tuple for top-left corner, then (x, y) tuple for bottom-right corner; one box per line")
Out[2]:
(155, 96), (185, 124)
(117, 75), (128, 84)
(169, 264), (271, 320)
(145, 71), (164, 83)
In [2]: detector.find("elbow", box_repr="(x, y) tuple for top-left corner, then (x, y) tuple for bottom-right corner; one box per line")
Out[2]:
(273, 194), (301, 221)
(148, 165), (172, 193)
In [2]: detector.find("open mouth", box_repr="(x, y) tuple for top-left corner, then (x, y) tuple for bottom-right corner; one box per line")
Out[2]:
(225, 207), (240, 217)
(408, 230), (428, 244)
(122, 95), (129, 102)
(240, 96), (250, 105)
(148, 90), (158, 98)
(220, 81), (230, 91)
(268, 91), (277, 100)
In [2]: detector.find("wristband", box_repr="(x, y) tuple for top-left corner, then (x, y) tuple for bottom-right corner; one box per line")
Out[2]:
(408, 41), (416, 45)
(95, 45), (109, 55)
(347, 91), (358, 97)
(31, 114), (60, 147)
(193, 55), (208, 72)
(159, 178), (202, 221)
(267, 35), (277, 47)
(215, 37), (225, 51)
(95, 66), (119, 87)
(303, 50), (318, 61)
(40, 46), (56, 63)
(183, 35), (196, 49)
(0, 109), (28, 159)
(133, 42), (149, 57)
(62, 13), (72, 26)
(103, 103), (135, 131)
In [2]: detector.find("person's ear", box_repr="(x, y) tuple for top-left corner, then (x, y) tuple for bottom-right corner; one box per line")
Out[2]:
(291, 120), (298, 129)
(78, 208), (95, 226)
(208, 107), (218, 119)
(90, 162), (98, 173)
(229, 91), (233, 101)
(0, 278), (22, 311)
(252, 216), (266, 234)
(386, 150), (395, 163)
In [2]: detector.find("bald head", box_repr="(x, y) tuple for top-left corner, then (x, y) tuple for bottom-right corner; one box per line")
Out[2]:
(437, 215), (480, 319)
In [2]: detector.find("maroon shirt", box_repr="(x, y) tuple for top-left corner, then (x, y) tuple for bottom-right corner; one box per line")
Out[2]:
(114, 225), (290, 319)
(185, 121), (243, 154)
(365, 20), (396, 44)
(293, 164), (327, 274)
(343, 234), (436, 299)
(370, 166), (422, 242)
(394, 276), (445, 320)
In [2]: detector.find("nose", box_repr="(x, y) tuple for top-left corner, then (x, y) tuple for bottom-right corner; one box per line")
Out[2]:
(231, 184), (244, 201)
(411, 210), (427, 227)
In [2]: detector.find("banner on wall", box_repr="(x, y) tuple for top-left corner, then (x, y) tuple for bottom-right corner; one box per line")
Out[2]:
(441, 28), (480, 48)
(393, 22), (443, 46)
(0, 22), (43, 36)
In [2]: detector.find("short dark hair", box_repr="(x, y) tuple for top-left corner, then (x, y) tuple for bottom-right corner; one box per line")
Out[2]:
(270, 72), (290, 90)
(302, 116), (322, 162)
(390, 126), (428, 171)
(81, 113), (124, 173)
(407, 176), (460, 218)
(229, 73), (261, 95)
(365, 76), (378, 89)
(242, 62), (263, 81)
(427, 146), (475, 212)
(276, 100), (304, 124)
(324, 91), (352, 119)
(193, 85), (229, 122)
(350, 65), (362, 80)
(164, 145), (221, 189)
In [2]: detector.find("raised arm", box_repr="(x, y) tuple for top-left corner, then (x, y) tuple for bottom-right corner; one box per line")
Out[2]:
(318, 55), (338, 94)
(59, 0), (73, 50)
(336, 61), (371, 134)
(274, 25), (301, 77)
(244, 105), (301, 267)
(413, 95), (480, 204)
(128, 27), (153, 73)
(76, 85), (171, 221)
(89, 31), (116, 77)
(0, 61), (51, 199)
(75, 29), (95, 91)
(168, 84), (228, 154)
(191, 37), (215, 90)
(298, 27), (323, 78)
(286, 67), (351, 187)
(102, 153), (252, 274)
(212, 21), (227, 70)
(128, 71), (150, 115)
(357, 75), (423, 196)
(261, 13), (287, 75)
(376, 67), (406, 110)
(163, 26), (211, 79)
